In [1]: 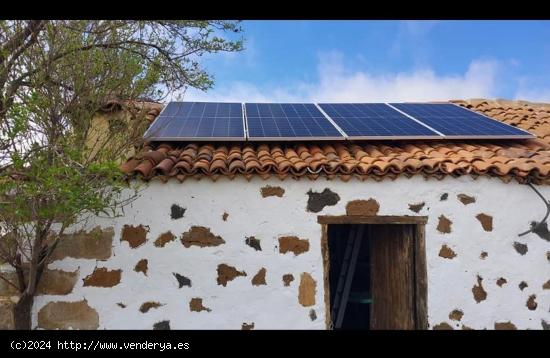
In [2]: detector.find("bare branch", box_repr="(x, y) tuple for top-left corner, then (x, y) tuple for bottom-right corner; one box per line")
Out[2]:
(0, 273), (19, 291)
(0, 20), (45, 65)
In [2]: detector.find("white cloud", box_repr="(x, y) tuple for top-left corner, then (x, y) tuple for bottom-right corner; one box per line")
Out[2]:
(402, 20), (441, 37)
(181, 81), (300, 103)
(514, 88), (550, 103)
(513, 74), (550, 102)
(209, 35), (258, 68)
(183, 52), (502, 103)
(391, 20), (440, 67)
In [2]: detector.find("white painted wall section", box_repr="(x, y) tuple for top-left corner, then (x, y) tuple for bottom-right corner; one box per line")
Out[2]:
(32, 176), (550, 329)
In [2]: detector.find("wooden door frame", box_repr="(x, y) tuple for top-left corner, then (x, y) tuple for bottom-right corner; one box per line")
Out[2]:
(318, 215), (428, 330)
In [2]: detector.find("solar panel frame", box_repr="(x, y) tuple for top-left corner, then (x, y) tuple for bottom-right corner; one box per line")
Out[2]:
(390, 102), (535, 139)
(317, 103), (443, 140)
(245, 103), (345, 141)
(143, 102), (246, 141)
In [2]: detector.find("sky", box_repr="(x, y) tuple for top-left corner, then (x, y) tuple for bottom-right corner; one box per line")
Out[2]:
(182, 20), (550, 103)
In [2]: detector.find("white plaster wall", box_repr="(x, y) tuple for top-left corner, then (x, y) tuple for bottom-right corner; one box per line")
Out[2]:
(33, 176), (550, 329)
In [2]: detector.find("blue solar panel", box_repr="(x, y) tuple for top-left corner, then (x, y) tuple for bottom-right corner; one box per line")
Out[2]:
(318, 103), (440, 138)
(245, 103), (343, 140)
(144, 102), (244, 140)
(390, 103), (533, 138)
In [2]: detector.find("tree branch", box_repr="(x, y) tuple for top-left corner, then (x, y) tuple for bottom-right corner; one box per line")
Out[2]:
(0, 273), (19, 292)
(0, 20), (45, 65)
(518, 182), (550, 236)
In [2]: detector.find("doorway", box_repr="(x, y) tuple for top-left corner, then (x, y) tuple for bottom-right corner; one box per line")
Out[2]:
(319, 216), (428, 330)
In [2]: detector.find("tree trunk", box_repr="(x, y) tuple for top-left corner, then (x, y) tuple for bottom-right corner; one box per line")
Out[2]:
(13, 293), (34, 330)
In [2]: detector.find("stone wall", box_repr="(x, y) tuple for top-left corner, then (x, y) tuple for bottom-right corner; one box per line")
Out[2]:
(1, 175), (549, 329)
(0, 227), (114, 329)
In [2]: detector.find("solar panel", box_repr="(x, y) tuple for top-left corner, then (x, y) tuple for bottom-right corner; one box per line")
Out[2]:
(318, 103), (441, 139)
(245, 103), (343, 140)
(390, 103), (534, 139)
(143, 102), (245, 140)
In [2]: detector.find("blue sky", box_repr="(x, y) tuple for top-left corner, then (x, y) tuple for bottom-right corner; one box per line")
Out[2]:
(183, 20), (550, 103)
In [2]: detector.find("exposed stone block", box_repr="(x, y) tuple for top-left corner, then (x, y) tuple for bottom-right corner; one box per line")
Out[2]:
(83, 267), (121, 288)
(306, 189), (340, 213)
(251, 268), (267, 286)
(346, 199), (379, 216)
(437, 215), (452, 234)
(298, 273), (316, 307)
(121, 225), (148, 249)
(49, 226), (114, 261)
(181, 227), (225, 248)
(37, 300), (99, 330)
(278, 236), (309, 256)
(154, 231), (176, 247)
(260, 185), (285, 198)
(216, 264), (246, 287)
(189, 298), (211, 312)
(0, 299), (14, 329)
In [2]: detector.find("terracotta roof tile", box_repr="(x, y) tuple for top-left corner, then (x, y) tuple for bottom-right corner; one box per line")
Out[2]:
(121, 99), (550, 184)
(153, 158), (176, 176)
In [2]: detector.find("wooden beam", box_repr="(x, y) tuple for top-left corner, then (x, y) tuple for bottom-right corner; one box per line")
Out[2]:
(318, 215), (428, 225)
(320, 223), (332, 330)
(414, 224), (428, 330)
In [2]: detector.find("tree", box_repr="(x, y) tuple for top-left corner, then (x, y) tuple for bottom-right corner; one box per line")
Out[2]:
(0, 20), (243, 329)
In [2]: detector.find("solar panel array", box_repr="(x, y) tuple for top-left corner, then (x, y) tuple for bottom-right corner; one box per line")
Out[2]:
(144, 101), (534, 141)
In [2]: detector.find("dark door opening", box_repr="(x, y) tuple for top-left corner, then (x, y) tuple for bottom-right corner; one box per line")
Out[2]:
(327, 223), (422, 330)
(328, 224), (371, 329)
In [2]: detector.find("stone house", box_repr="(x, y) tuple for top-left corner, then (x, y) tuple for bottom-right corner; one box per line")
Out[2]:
(1, 99), (549, 330)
